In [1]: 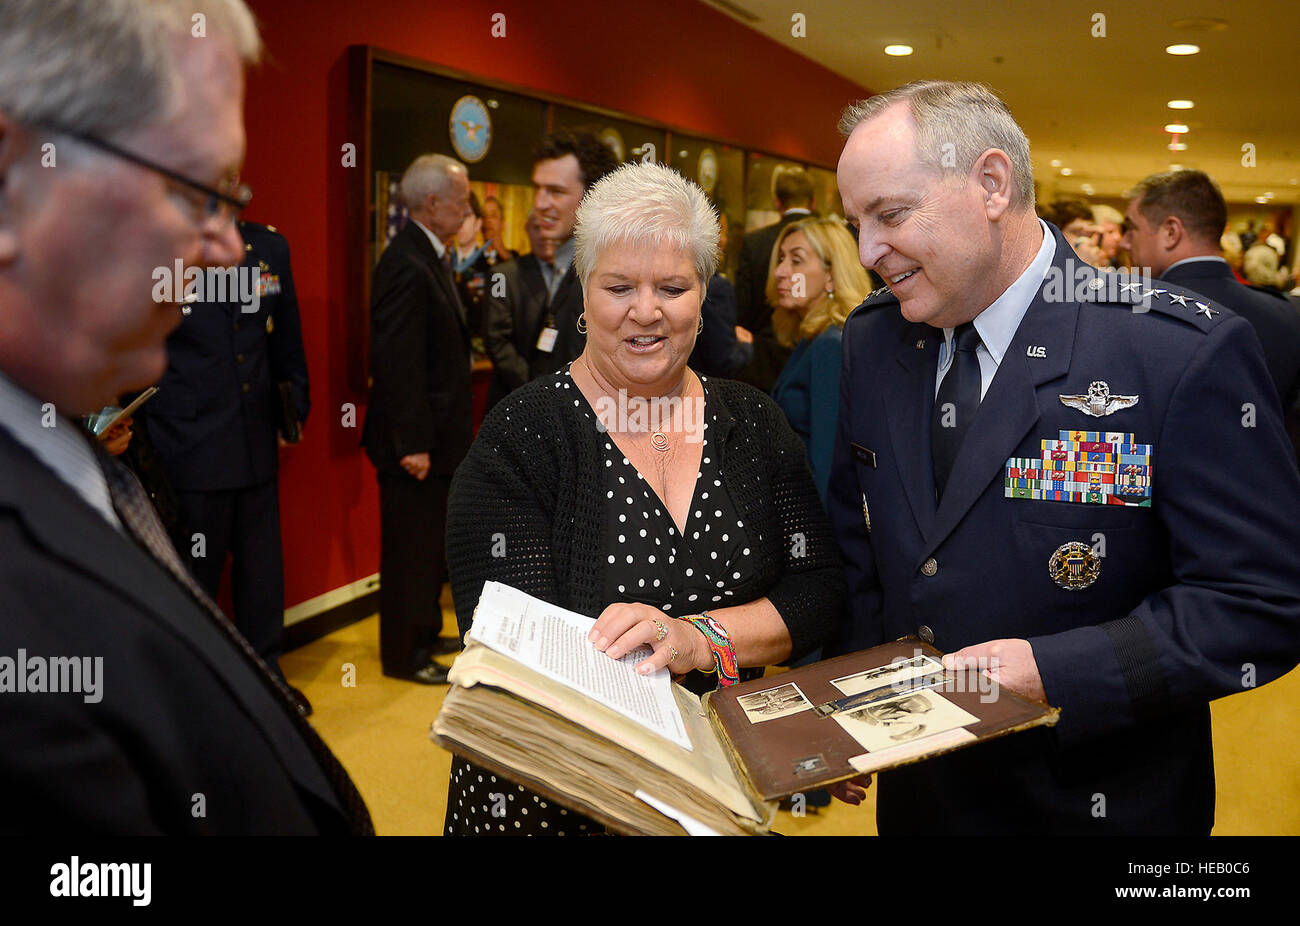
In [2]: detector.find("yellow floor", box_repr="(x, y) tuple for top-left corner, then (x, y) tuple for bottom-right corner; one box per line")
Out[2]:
(283, 599), (1300, 836)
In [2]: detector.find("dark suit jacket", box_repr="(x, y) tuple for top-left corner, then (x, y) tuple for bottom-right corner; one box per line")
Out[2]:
(482, 252), (585, 404)
(362, 221), (472, 477)
(1161, 258), (1300, 456)
(689, 274), (751, 378)
(142, 221), (310, 491)
(828, 223), (1300, 835)
(0, 430), (361, 834)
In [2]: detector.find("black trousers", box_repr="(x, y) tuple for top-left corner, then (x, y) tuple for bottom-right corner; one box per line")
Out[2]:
(377, 471), (451, 675)
(176, 480), (286, 671)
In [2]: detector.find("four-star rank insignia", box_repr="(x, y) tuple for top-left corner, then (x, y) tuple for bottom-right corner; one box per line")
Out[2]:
(1059, 381), (1139, 417)
(1049, 541), (1100, 590)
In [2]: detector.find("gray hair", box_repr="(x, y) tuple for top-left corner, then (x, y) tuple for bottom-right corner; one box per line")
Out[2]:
(0, 0), (260, 141)
(839, 80), (1035, 210)
(399, 153), (467, 211)
(573, 161), (719, 289)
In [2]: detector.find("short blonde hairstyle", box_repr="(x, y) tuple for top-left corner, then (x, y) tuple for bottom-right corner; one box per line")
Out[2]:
(1092, 204), (1123, 226)
(1243, 243), (1287, 288)
(574, 161), (719, 291)
(766, 217), (873, 347)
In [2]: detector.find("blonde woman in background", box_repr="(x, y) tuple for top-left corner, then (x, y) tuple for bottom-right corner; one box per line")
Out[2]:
(769, 217), (872, 503)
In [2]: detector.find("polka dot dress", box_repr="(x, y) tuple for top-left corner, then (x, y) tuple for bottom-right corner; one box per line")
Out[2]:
(594, 376), (760, 694)
(444, 370), (760, 835)
(444, 759), (596, 836)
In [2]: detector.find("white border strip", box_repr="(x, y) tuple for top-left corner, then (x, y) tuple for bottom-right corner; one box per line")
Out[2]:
(284, 573), (380, 627)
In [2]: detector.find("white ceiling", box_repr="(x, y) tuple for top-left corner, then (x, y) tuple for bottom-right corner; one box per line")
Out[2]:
(705, 0), (1299, 206)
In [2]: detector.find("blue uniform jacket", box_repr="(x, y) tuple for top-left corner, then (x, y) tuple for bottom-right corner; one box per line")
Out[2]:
(143, 221), (310, 491)
(827, 222), (1300, 834)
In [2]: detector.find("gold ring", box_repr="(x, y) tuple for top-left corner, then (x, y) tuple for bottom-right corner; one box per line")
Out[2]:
(668, 645), (679, 663)
(653, 619), (668, 642)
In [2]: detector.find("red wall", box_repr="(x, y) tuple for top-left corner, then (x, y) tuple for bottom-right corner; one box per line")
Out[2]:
(241, 0), (870, 609)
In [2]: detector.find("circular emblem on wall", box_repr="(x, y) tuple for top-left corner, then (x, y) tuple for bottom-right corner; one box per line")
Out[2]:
(598, 127), (626, 162)
(698, 148), (718, 195)
(1048, 541), (1101, 590)
(449, 95), (492, 164)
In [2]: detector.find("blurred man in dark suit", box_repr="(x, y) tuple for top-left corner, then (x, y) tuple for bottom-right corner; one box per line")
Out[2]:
(1124, 169), (1300, 460)
(734, 166), (814, 390)
(362, 154), (473, 684)
(140, 219), (312, 712)
(0, 0), (369, 833)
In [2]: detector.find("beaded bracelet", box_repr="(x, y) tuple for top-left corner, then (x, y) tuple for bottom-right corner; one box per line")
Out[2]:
(678, 612), (739, 687)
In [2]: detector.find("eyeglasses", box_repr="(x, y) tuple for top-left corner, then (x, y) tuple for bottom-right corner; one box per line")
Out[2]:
(45, 125), (251, 227)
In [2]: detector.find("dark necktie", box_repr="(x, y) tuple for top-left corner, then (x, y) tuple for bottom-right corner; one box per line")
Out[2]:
(932, 322), (983, 499)
(98, 452), (374, 834)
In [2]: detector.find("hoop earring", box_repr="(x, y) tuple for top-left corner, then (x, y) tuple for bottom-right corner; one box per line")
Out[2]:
(697, 315), (705, 335)
(576, 313), (587, 334)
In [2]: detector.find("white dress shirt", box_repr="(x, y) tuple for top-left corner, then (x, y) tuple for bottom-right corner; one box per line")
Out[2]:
(936, 219), (1057, 400)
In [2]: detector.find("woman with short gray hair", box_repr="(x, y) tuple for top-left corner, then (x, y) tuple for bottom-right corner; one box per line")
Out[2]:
(442, 161), (845, 835)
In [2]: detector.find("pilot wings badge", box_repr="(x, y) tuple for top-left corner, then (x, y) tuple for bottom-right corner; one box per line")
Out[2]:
(1059, 381), (1139, 417)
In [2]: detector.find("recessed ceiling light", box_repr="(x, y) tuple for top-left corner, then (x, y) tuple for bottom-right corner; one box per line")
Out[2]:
(1165, 123), (1190, 134)
(1167, 100), (1194, 109)
(1264, 192), (1274, 199)
(1168, 142), (1188, 151)
(1060, 167), (1073, 176)
(1169, 164), (1184, 171)
(1166, 44), (1200, 55)
(884, 45), (913, 56)
(1081, 184), (1095, 195)
(1255, 196), (1269, 204)
(1049, 159), (1062, 168)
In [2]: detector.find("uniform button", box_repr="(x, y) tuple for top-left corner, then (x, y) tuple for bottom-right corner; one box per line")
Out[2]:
(921, 557), (938, 576)
(918, 625), (935, 644)
(236, 353), (245, 363)
(241, 383), (251, 393)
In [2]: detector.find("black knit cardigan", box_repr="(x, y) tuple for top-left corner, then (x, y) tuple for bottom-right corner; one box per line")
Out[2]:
(445, 372), (847, 662)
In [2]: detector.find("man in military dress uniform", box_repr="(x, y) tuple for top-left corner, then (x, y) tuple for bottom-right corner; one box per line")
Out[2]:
(827, 81), (1300, 835)
(140, 219), (311, 711)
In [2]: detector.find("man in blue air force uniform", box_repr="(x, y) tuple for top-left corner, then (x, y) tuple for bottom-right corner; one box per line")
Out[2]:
(141, 220), (310, 702)
(827, 81), (1300, 835)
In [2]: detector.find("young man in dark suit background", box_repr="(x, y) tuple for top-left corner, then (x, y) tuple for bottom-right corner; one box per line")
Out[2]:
(362, 153), (474, 684)
(482, 130), (618, 404)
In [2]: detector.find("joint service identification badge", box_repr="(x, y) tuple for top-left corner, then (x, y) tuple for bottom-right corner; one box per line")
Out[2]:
(1049, 541), (1101, 590)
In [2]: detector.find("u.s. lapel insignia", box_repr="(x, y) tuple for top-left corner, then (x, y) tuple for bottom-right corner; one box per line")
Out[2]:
(1194, 301), (1218, 319)
(1059, 381), (1139, 417)
(861, 493), (871, 533)
(1168, 292), (1189, 307)
(1049, 541), (1100, 590)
